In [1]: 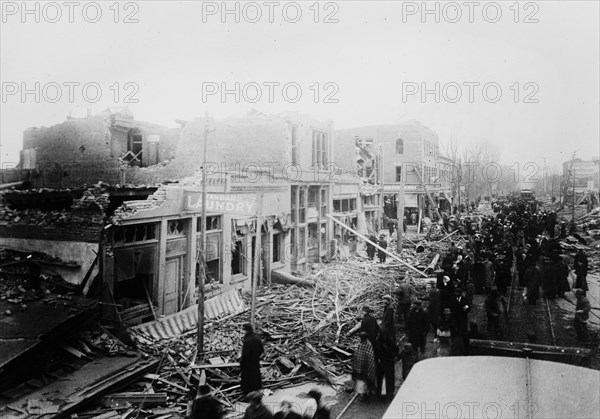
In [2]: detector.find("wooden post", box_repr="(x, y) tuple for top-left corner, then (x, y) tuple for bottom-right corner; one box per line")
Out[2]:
(251, 193), (264, 327)
(396, 184), (404, 252)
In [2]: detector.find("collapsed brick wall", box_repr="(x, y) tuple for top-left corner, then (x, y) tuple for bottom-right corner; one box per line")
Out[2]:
(0, 224), (101, 243)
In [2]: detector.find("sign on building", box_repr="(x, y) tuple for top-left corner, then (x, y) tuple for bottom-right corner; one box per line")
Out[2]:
(184, 191), (257, 215)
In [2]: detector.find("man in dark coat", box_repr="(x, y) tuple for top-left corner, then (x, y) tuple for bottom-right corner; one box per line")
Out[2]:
(375, 326), (399, 400)
(524, 263), (541, 305)
(347, 305), (379, 350)
(451, 287), (471, 350)
(366, 234), (377, 261)
(243, 391), (272, 419)
(541, 259), (558, 300)
(190, 385), (223, 419)
(395, 276), (412, 324)
(574, 249), (589, 295)
(240, 323), (264, 396)
(406, 300), (429, 356)
(377, 234), (388, 263)
(556, 257), (571, 297)
(381, 295), (395, 338)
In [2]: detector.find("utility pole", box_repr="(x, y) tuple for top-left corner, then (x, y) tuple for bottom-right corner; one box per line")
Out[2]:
(544, 157), (547, 195)
(572, 166), (576, 224)
(197, 119), (215, 359)
(251, 193), (264, 327)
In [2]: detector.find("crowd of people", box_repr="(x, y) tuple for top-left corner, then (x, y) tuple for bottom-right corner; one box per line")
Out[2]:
(187, 197), (594, 418)
(346, 196), (595, 404)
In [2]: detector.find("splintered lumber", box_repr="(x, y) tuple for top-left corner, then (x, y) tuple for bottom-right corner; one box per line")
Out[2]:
(101, 392), (168, 407)
(326, 214), (428, 277)
(272, 269), (315, 287)
(144, 374), (189, 392)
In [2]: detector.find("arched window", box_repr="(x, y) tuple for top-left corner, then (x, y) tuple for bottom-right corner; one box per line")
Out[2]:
(396, 138), (404, 154)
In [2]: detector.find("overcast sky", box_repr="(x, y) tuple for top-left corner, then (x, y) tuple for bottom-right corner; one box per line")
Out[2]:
(1, 1), (598, 174)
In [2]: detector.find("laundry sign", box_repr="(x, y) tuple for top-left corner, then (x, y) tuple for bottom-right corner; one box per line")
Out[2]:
(184, 191), (257, 215)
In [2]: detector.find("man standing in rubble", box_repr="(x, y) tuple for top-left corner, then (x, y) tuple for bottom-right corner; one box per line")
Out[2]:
(240, 323), (264, 396)
(394, 276), (412, 325)
(347, 305), (379, 350)
(377, 234), (388, 263)
(382, 294), (395, 337)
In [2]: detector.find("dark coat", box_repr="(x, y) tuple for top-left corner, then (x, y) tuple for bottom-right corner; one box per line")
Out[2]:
(241, 332), (264, 395)
(406, 307), (429, 347)
(361, 313), (380, 348)
(243, 403), (273, 419)
(191, 395), (223, 419)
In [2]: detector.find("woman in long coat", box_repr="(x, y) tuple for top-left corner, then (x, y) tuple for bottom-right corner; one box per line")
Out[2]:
(240, 323), (264, 396)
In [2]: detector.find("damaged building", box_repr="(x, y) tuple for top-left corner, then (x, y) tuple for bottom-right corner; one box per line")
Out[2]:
(19, 107), (182, 188)
(334, 120), (454, 228)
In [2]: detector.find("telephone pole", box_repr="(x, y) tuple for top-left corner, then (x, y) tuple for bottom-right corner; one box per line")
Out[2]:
(197, 118), (215, 359)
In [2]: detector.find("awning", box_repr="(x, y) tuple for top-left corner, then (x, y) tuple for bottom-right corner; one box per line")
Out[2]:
(383, 356), (600, 419)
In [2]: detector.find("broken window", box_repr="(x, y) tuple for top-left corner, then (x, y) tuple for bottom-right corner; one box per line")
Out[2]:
(114, 223), (157, 245)
(333, 198), (356, 212)
(312, 130), (328, 170)
(396, 138), (404, 155)
(231, 238), (246, 275)
(168, 220), (185, 236)
(396, 165), (403, 182)
(321, 188), (327, 217)
(196, 215), (222, 232)
(272, 232), (283, 263)
(125, 128), (143, 165)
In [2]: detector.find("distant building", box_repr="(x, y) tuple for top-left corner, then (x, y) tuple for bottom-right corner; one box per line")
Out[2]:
(334, 120), (453, 226)
(19, 107), (182, 187)
(563, 157), (600, 193)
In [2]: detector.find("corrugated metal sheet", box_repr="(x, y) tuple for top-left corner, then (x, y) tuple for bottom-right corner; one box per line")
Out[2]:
(131, 290), (245, 340)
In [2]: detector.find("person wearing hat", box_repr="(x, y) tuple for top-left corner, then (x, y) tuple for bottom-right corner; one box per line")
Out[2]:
(394, 276), (412, 325)
(377, 234), (388, 263)
(399, 342), (417, 380)
(301, 388), (330, 419)
(188, 384), (223, 419)
(574, 289), (591, 341)
(484, 287), (506, 340)
(273, 396), (301, 419)
(574, 249), (589, 296)
(366, 233), (377, 261)
(243, 391), (272, 419)
(405, 300), (429, 357)
(381, 294), (395, 337)
(347, 305), (379, 350)
(375, 326), (399, 399)
(351, 332), (377, 402)
(240, 323), (264, 397)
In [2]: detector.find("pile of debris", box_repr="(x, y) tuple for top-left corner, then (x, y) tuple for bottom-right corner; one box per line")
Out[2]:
(0, 184), (109, 227)
(111, 186), (168, 224)
(577, 207), (600, 239)
(71, 256), (434, 418)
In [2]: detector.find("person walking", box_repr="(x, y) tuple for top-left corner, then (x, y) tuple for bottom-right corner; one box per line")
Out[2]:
(399, 342), (417, 380)
(375, 327), (399, 400)
(381, 295), (395, 338)
(524, 262), (542, 305)
(377, 234), (388, 263)
(240, 323), (264, 396)
(394, 276), (412, 325)
(405, 300), (429, 356)
(188, 385), (223, 419)
(484, 288), (506, 339)
(352, 332), (377, 402)
(273, 397), (302, 419)
(301, 388), (330, 419)
(366, 233), (377, 261)
(347, 305), (379, 350)
(574, 249), (589, 295)
(243, 391), (273, 419)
